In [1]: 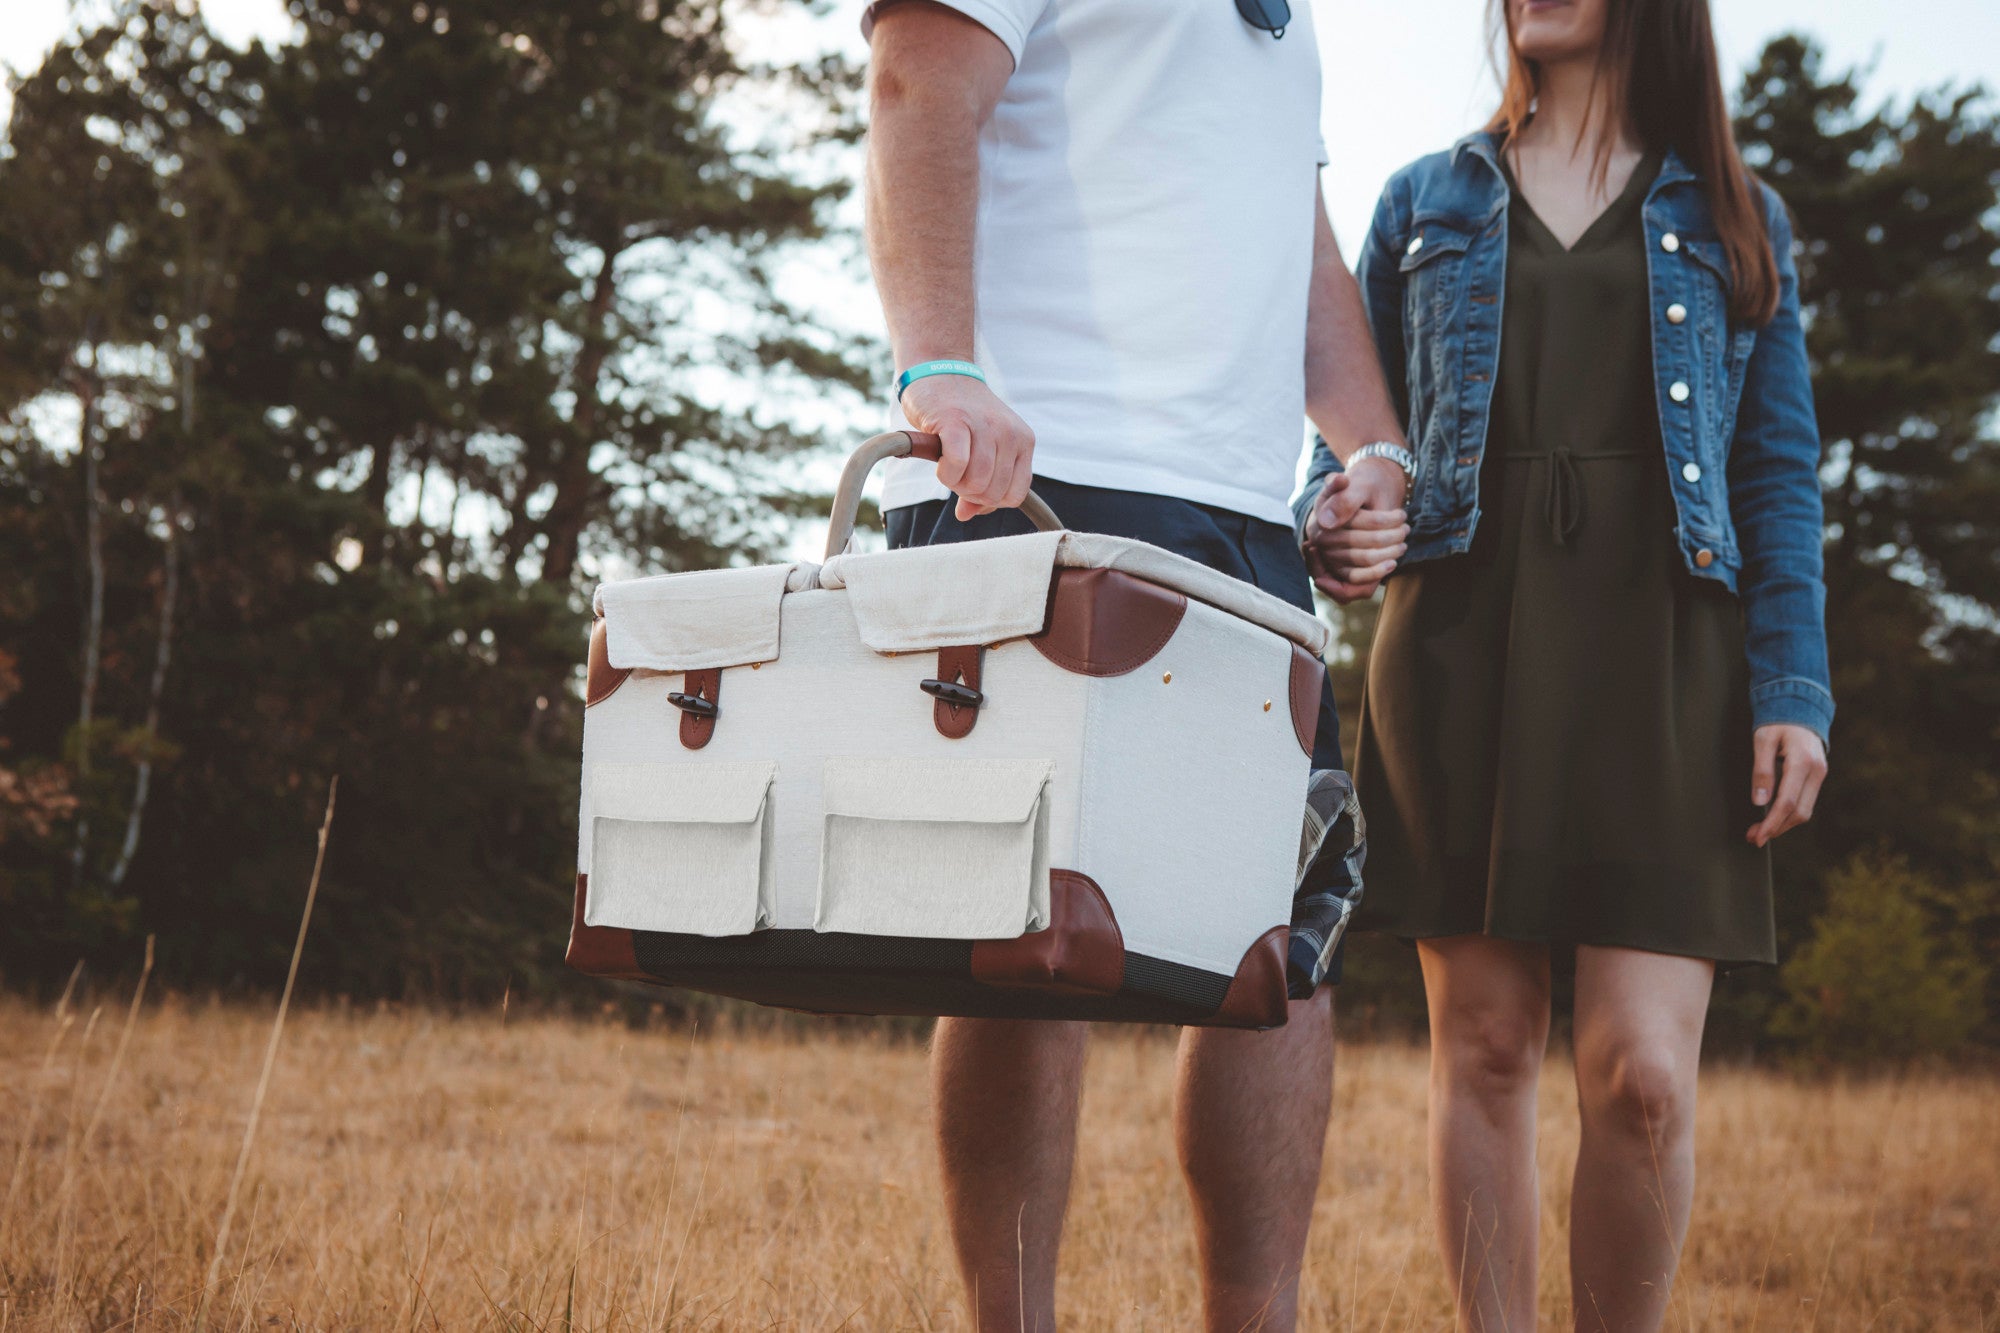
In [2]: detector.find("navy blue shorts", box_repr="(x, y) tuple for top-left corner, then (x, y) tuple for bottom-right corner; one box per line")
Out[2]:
(886, 478), (1344, 770)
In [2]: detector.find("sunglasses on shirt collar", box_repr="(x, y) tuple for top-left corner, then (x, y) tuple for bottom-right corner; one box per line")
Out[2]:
(1235, 0), (1290, 39)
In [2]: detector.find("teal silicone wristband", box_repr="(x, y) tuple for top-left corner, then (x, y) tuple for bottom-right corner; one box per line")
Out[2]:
(896, 359), (985, 401)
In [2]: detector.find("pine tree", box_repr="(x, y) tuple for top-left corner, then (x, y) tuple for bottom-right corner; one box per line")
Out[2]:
(0, 0), (872, 994)
(1730, 37), (2000, 1050)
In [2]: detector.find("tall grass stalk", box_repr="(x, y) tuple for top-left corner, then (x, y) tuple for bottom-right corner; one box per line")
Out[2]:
(192, 777), (337, 1330)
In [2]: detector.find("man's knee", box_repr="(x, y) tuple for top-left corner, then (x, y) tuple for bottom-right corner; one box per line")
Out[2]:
(932, 1017), (1088, 1119)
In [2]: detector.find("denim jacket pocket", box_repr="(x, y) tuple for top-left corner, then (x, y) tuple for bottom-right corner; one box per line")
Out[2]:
(1399, 220), (1475, 335)
(1680, 239), (1734, 327)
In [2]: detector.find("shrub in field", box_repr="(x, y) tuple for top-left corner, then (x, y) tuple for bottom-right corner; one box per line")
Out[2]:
(1774, 852), (1987, 1065)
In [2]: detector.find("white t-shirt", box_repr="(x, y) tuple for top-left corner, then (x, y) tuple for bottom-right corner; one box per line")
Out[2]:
(863, 0), (1326, 525)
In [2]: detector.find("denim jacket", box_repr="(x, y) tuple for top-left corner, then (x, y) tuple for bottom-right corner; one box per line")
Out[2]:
(1296, 131), (1834, 741)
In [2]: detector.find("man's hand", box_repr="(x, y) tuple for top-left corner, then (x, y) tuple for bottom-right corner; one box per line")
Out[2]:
(1302, 457), (1410, 602)
(1746, 724), (1828, 847)
(900, 373), (1035, 519)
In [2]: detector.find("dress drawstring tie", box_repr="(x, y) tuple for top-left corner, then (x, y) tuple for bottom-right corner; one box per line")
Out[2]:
(1503, 445), (1652, 548)
(1546, 447), (1583, 546)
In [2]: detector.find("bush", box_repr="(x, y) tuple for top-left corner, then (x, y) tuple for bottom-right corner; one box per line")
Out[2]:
(1773, 853), (1987, 1066)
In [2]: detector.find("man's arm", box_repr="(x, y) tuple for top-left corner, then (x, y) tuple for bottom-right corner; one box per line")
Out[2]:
(865, 3), (1033, 519)
(1300, 187), (1410, 599)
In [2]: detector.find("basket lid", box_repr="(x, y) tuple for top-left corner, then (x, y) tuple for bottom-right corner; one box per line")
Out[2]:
(817, 531), (1331, 656)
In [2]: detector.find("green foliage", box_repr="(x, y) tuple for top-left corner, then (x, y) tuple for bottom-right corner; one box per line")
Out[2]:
(1773, 853), (1987, 1065)
(1721, 37), (2000, 1057)
(0, 0), (867, 997)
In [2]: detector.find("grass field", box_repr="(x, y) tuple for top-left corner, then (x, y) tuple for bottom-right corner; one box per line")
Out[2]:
(1, 989), (1995, 1331)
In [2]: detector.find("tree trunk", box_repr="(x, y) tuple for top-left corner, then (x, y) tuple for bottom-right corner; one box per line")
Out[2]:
(539, 243), (625, 586)
(108, 505), (181, 888)
(69, 371), (104, 885)
(360, 438), (395, 567)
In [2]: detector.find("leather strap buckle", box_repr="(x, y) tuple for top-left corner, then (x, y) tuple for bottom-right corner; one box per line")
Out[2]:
(673, 668), (721, 749)
(919, 678), (984, 709)
(928, 645), (984, 739)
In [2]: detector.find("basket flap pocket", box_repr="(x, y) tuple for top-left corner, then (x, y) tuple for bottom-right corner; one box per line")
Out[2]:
(819, 530), (1062, 652)
(583, 761), (775, 937)
(593, 563), (805, 672)
(816, 758), (1053, 939)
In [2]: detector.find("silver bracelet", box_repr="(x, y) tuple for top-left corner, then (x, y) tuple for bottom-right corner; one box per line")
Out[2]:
(1349, 441), (1417, 480)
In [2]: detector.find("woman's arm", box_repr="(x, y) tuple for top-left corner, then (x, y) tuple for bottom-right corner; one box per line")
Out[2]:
(1727, 189), (1834, 843)
(1295, 177), (1413, 600)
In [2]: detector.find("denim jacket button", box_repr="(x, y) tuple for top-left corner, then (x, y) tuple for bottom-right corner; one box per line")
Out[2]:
(1666, 302), (1688, 324)
(1694, 548), (1715, 568)
(1682, 462), (1702, 483)
(1669, 380), (1691, 403)
(1661, 232), (1681, 254)
(1407, 235), (1424, 256)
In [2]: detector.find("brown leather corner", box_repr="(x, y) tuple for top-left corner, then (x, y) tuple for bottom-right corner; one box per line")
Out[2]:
(586, 618), (632, 707)
(1211, 926), (1290, 1029)
(565, 873), (648, 980)
(933, 644), (983, 739)
(1288, 645), (1323, 760)
(678, 668), (720, 749)
(1029, 568), (1187, 677)
(970, 869), (1125, 996)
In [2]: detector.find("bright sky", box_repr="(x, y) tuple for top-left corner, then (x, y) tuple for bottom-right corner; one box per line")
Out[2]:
(5, 0), (1994, 250)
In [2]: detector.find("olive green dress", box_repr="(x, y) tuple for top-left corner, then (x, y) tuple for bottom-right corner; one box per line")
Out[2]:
(1352, 151), (1775, 966)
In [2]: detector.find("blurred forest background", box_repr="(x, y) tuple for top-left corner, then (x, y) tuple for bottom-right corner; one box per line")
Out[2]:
(0, 0), (1993, 1065)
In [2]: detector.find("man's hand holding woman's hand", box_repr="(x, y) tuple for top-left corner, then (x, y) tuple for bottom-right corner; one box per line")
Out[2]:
(899, 374), (1036, 521)
(1303, 456), (1412, 603)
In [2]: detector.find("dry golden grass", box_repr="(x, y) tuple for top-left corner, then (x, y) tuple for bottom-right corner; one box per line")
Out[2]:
(1, 991), (1995, 1331)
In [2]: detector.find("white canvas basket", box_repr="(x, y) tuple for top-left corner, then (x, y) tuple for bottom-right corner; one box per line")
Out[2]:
(568, 432), (1331, 1027)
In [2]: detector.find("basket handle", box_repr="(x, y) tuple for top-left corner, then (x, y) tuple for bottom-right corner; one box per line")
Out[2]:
(823, 431), (1064, 560)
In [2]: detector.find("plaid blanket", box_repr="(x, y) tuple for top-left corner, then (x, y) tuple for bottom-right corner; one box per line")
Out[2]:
(1290, 768), (1367, 998)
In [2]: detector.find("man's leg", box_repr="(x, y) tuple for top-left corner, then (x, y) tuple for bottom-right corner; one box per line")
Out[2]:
(1419, 935), (1552, 1332)
(1175, 987), (1336, 1333)
(1568, 946), (1712, 1333)
(932, 1016), (1089, 1333)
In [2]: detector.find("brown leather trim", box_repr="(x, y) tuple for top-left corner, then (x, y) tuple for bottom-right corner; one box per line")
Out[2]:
(1288, 645), (1323, 760)
(1029, 568), (1187, 678)
(565, 873), (648, 980)
(1212, 925), (1289, 1029)
(933, 644), (983, 739)
(970, 869), (1125, 995)
(678, 668), (720, 749)
(586, 618), (632, 707)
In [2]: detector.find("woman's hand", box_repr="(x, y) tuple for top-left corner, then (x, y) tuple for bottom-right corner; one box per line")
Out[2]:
(1746, 724), (1828, 847)
(1303, 463), (1411, 603)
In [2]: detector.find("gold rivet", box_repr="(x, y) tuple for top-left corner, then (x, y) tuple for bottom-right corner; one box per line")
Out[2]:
(750, 662), (761, 670)
(1162, 671), (1172, 684)
(1263, 699), (1272, 711)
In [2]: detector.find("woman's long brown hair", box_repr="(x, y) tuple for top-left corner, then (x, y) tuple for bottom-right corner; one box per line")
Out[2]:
(1486, 0), (1779, 324)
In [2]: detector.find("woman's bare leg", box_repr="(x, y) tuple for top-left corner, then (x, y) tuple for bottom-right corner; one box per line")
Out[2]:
(1568, 946), (1713, 1332)
(1419, 935), (1553, 1332)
